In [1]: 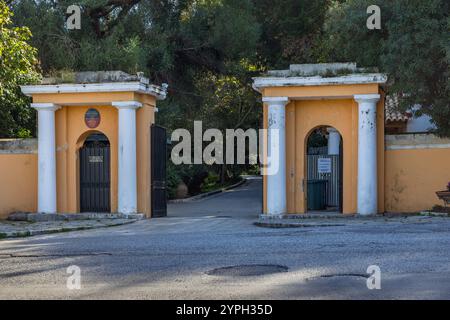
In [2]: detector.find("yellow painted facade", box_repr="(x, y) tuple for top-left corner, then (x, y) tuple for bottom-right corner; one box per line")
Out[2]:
(0, 85), (160, 219)
(33, 92), (156, 217)
(0, 154), (38, 219)
(43, 92), (156, 217)
(385, 148), (450, 212)
(261, 84), (385, 214)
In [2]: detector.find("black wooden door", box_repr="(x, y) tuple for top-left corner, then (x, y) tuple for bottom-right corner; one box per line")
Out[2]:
(80, 145), (111, 213)
(151, 125), (167, 217)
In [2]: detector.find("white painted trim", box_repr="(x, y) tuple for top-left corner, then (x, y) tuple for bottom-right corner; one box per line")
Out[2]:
(31, 103), (61, 111)
(117, 106), (138, 214)
(262, 97), (290, 108)
(262, 97), (290, 103)
(386, 144), (450, 150)
(36, 106), (58, 214)
(253, 74), (387, 91)
(265, 98), (288, 216)
(112, 101), (143, 109)
(355, 95), (379, 216)
(21, 82), (167, 100)
(354, 94), (381, 103)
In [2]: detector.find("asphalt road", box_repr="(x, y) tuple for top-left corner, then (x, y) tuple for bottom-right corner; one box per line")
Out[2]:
(1, 178), (450, 300)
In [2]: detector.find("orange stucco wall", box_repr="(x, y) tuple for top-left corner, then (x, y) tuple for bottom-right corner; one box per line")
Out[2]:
(385, 148), (450, 212)
(0, 154), (38, 219)
(54, 104), (119, 214)
(262, 84), (385, 215)
(33, 91), (157, 217)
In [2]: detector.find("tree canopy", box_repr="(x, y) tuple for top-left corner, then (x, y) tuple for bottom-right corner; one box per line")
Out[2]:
(322, 0), (450, 136)
(0, 0), (40, 138)
(4, 0), (449, 137)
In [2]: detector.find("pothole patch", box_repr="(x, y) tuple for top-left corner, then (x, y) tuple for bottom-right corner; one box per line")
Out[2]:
(207, 264), (289, 277)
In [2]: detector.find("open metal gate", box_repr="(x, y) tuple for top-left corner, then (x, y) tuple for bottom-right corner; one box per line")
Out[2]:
(151, 124), (168, 217)
(80, 144), (111, 213)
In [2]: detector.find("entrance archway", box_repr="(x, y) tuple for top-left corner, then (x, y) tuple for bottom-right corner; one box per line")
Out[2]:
(79, 133), (111, 213)
(305, 126), (343, 213)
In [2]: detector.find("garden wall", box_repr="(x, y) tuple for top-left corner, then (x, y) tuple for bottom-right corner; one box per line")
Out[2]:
(385, 134), (450, 213)
(0, 139), (38, 219)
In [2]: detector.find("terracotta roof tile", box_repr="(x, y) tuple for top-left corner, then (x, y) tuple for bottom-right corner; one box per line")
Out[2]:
(385, 95), (411, 122)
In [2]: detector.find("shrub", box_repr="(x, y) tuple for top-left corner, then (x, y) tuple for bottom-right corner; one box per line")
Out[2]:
(201, 172), (220, 193)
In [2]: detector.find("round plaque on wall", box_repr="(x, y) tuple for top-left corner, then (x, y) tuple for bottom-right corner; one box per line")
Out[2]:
(85, 109), (101, 129)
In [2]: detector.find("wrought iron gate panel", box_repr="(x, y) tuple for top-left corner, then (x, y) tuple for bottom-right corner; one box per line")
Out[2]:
(80, 146), (111, 213)
(151, 125), (168, 217)
(307, 155), (341, 208)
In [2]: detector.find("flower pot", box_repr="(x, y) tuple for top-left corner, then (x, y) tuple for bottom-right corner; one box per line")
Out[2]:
(436, 190), (450, 206)
(175, 181), (189, 199)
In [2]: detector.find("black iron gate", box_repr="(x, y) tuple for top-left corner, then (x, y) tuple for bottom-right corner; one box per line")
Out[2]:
(151, 124), (167, 217)
(80, 143), (111, 213)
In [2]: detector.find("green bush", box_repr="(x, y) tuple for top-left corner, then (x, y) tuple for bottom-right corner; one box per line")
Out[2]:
(166, 162), (182, 200)
(201, 172), (220, 193)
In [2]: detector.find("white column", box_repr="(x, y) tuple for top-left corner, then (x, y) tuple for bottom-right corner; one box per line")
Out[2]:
(327, 128), (341, 155)
(354, 94), (380, 215)
(263, 97), (289, 215)
(113, 101), (142, 214)
(32, 103), (60, 214)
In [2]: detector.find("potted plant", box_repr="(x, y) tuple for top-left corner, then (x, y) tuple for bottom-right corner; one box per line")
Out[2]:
(436, 182), (450, 207)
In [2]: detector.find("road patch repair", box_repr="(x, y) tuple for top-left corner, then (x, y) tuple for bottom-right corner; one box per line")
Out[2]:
(207, 265), (289, 277)
(0, 213), (143, 239)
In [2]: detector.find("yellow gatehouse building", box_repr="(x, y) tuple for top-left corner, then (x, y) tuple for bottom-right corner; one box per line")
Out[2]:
(0, 71), (167, 219)
(253, 63), (450, 216)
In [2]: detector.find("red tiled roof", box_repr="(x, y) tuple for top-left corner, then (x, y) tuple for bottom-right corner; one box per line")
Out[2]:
(385, 95), (411, 122)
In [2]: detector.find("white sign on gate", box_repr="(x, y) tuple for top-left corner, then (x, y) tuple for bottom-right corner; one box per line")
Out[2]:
(318, 158), (332, 174)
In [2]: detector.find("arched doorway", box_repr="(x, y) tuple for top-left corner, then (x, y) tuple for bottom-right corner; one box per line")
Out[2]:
(79, 133), (111, 213)
(305, 126), (343, 213)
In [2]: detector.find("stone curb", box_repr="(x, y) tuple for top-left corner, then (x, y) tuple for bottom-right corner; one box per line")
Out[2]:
(254, 221), (347, 229)
(0, 219), (138, 240)
(259, 214), (359, 221)
(168, 178), (248, 204)
(255, 213), (445, 229)
(8, 212), (145, 222)
(258, 212), (424, 221)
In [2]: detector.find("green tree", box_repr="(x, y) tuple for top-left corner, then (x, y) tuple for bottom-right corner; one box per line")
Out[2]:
(321, 0), (450, 136)
(10, 0), (264, 191)
(253, 0), (330, 68)
(0, 0), (40, 138)
(7, 0), (333, 192)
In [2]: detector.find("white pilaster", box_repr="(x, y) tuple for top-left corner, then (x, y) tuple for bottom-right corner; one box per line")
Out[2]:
(32, 103), (60, 214)
(354, 94), (380, 215)
(113, 101), (142, 214)
(327, 128), (341, 155)
(263, 97), (289, 215)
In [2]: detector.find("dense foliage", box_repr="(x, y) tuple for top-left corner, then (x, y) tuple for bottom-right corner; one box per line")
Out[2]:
(322, 0), (450, 136)
(0, 0), (40, 138)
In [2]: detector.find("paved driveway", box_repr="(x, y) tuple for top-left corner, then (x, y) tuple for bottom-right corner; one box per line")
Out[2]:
(168, 177), (262, 219)
(1, 178), (450, 300)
